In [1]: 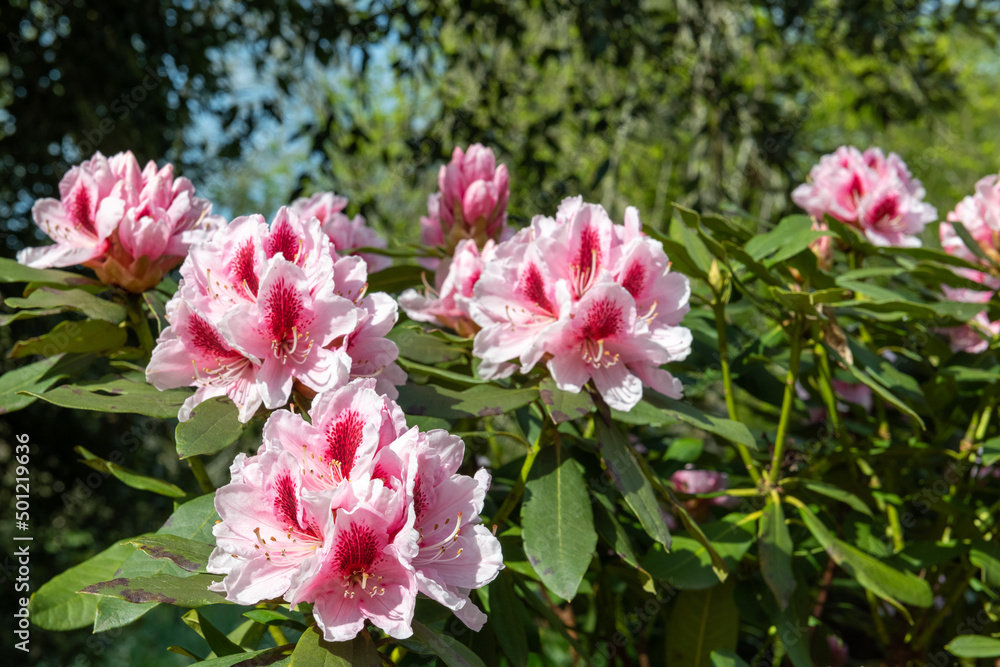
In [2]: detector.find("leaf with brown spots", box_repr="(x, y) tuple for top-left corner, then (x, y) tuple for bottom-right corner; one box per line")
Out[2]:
(81, 573), (227, 608)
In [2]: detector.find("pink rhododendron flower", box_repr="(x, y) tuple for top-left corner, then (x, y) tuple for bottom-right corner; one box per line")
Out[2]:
(469, 199), (692, 410)
(399, 239), (495, 337)
(207, 379), (503, 642)
(670, 467), (736, 523)
(18, 150), (223, 292)
(421, 144), (510, 255)
(290, 191), (391, 273)
(791, 146), (936, 248)
(147, 209), (405, 422)
(937, 170), (1000, 352)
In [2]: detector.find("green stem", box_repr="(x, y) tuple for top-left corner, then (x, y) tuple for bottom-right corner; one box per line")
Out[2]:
(188, 455), (215, 494)
(491, 424), (547, 527)
(268, 624), (290, 649)
(865, 590), (891, 647)
(912, 567), (974, 650)
(768, 317), (803, 485)
(713, 299), (762, 485)
(126, 292), (155, 359)
(812, 340), (842, 441)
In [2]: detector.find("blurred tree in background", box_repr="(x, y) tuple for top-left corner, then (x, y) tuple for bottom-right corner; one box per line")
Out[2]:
(3, 1), (1000, 664)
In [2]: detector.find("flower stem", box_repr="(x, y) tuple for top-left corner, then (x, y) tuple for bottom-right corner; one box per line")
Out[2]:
(490, 423), (547, 527)
(126, 292), (155, 360)
(187, 455), (215, 494)
(713, 299), (762, 485)
(767, 316), (803, 485)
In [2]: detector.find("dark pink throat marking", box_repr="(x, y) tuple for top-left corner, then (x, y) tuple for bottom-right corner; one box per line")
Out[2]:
(188, 315), (236, 359)
(232, 240), (260, 297)
(335, 523), (380, 575)
(621, 262), (646, 298)
(583, 298), (623, 341)
(273, 473), (300, 530)
(265, 279), (303, 343)
(520, 263), (554, 313)
(68, 183), (97, 237)
(267, 223), (300, 264)
(867, 195), (900, 226)
(325, 410), (365, 478)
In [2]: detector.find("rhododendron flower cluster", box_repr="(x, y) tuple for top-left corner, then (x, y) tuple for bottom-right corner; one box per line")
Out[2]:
(290, 191), (391, 273)
(207, 379), (503, 641)
(399, 239), (495, 337)
(938, 170), (1000, 353)
(792, 145), (937, 248)
(468, 197), (692, 411)
(421, 144), (510, 258)
(146, 208), (405, 422)
(17, 150), (223, 292)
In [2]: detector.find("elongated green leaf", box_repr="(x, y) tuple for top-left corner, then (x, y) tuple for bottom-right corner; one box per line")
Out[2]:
(0, 257), (100, 287)
(94, 493), (218, 632)
(710, 650), (750, 667)
(243, 609), (308, 631)
(0, 307), (64, 325)
(81, 572), (227, 607)
(9, 319), (128, 359)
(744, 215), (828, 266)
(488, 571), (528, 667)
(641, 515), (756, 590)
(670, 494), (727, 581)
(410, 621), (487, 667)
(539, 377), (594, 423)
(367, 264), (425, 293)
(970, 542), (1000, 588)
(127, 535), (214, 573)
(592, 499), (640, 569)
(775, 581), (814, 667)
(5, 286), (126, 322)
(28, 539), (136, 630)
(182, 609), (245, 657)
(182, 646), (291, 666)
(644, 394), (757, 449)
(175, 396), (245, 459)
(75, 445), (186, 497)
(521, 445), (596, 600)
(796, 479), (872, 516)
(290, 625), (380, 666)
(595, 420), (672, 547)
(396, 382), (538, 420)
(397, 357), (486, 385)
(665, 579), (739, 667)
(758, 498), (795, 610)
(794, 502), (932, 615)
(24, 372), (192, 419)
(0, 355), (65, 415)
(388, 327), (467, 365)
(946, 635), (1000, 658)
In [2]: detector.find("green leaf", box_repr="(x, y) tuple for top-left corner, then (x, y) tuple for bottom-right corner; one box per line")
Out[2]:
(175, 396), (245, 459)
(290, 625), (381, 666)
(744, 215), (828, 266)
(243, 609), (308, 632)
(9, 319), (128, 359)
(410, 620), (487, 667)
(794, 502), (932, 616)
(24, 372), (192, 418)
(796, 479), (872, 516)
(665, 579), (739, 667)
(710, 650), (750, 667)
(5, 286), (126, 322)
(81, 572), (227, 607)
(521, 445), (597, 600)
(981, 436), (1000, 466)
(538, 377), (594, 423)
(951, 221), (994, 263)
(644, 394), (758, 449)
(127, 535), (215, 573)
(182, 609), (246, 657)
(774, 581), (814, 667)
(388, 327), (467, 365)
(946, 635), (1000, 658)
(758, 498), (795, 610)
(183, 647), (291, 666)
(0, 257), (100, 287)
(488, 571), (529, 667)
(0, 307), (64, 325)
(595, 419), (672, 547)
(75, 445), (186, 498)
(0, 355), (66, 415)
(664, 438), (704, 463)
(670, 495), (728, 582)
(396, 382), (538, 420)
(397, 357), (487, 385)
(28, 539), (136, 630)
(641, 515), (756, 590)
(94, 493), (218, 631)
(970, 542), (1000, 588)
(367, 264), (425, 293)
(592, 498), (640, 569)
